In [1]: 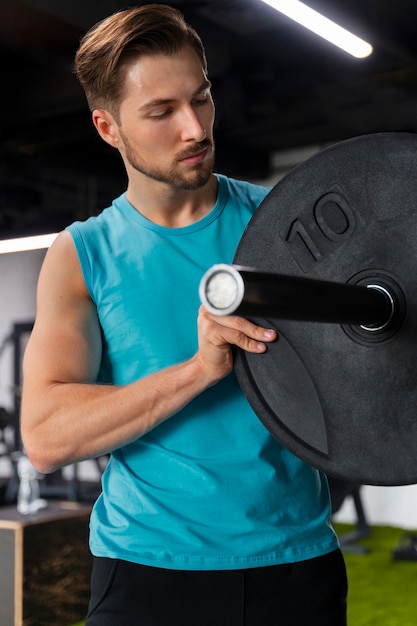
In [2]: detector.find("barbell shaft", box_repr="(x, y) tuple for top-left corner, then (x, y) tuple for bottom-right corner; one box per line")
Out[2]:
(199, 264), (393, 327)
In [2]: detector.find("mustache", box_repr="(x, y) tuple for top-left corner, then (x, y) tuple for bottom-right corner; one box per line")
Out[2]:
(177, 138), (212, 160)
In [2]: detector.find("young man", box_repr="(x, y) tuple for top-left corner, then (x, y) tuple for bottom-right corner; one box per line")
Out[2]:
(21, 5), (347, 625)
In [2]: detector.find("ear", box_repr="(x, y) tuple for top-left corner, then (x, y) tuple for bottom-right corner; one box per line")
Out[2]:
(92, 109), (120, 148)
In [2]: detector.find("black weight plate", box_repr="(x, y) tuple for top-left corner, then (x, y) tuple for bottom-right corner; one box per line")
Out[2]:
(233, 132), (417, 486)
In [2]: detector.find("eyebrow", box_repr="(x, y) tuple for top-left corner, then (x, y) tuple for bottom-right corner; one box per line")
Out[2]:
(138, 79), (212, 111)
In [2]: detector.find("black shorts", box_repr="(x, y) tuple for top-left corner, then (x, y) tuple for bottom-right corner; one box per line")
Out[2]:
(85, 549), (347, 626)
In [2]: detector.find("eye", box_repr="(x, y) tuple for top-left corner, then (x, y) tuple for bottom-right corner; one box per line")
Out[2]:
(193, 95), (210, 107)
(149, 108), (173, 120)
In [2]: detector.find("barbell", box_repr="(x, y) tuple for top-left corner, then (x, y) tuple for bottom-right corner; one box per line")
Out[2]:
(199, 132), (417, 486)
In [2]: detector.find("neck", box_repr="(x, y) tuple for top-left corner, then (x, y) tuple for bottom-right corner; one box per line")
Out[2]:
(125, 174), (218, 228)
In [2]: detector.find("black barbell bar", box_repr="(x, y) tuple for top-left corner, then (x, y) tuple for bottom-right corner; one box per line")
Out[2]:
(199, 264), (394, 329)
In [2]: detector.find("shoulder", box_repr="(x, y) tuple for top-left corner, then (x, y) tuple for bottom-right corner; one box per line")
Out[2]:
(66, 192), (128, 241)
(216, 173), (272, 207)
(38, 230), (88, 297)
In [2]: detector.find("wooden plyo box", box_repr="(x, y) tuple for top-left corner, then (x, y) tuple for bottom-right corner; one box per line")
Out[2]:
(0, 500), (92, 626)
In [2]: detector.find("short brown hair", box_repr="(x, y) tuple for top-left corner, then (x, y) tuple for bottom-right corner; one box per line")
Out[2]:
(74, 4), (208, 118)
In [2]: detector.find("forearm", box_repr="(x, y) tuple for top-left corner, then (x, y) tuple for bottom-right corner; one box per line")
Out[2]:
(21, 354), (213, 474)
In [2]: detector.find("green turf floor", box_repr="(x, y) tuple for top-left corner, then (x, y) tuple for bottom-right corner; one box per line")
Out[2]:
(335, 523), (417, 625)
(71, 524), (417, 626)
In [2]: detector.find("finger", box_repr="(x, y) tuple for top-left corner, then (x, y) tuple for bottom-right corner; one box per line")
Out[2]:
(200, 306), (278, 343)
(199, 308), (277, 353)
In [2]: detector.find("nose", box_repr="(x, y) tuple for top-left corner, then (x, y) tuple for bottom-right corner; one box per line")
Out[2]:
(180, 107), (207, 143)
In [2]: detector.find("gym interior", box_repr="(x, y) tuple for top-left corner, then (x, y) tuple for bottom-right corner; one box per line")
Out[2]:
(1, 1), (417, 624)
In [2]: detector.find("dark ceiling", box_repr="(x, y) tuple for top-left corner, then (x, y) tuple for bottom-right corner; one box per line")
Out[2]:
(1, 0), (417, 238)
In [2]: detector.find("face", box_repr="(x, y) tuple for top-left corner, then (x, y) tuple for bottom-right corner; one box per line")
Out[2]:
(110, 46), (215, 190)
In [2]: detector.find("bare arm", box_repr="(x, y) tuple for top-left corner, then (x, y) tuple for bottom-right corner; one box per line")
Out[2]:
(21, 231), (276, 474)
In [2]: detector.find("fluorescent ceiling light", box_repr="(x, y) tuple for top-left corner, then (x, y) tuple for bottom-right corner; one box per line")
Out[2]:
(0, 233), (58, 254)
(261, 0), (373, 58)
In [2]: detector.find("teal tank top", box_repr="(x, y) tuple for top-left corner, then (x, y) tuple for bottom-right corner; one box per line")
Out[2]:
(67, 174), (338, 570)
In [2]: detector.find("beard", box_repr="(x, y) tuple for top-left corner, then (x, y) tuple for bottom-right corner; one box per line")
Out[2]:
(121, 134), (215, 190)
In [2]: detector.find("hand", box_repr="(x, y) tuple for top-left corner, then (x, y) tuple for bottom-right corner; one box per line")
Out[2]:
(196, 305), (277, 384)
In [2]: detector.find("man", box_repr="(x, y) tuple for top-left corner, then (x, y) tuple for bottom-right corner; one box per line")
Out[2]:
(21, 4), (347, 625)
